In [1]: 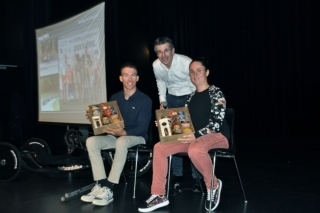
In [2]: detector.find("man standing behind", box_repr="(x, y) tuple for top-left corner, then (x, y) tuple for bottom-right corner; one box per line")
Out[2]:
(152, 37), (198, 189)
(81, 63), (152, 206)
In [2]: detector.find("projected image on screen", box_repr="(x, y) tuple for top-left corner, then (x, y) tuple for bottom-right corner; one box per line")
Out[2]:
(35, 3), (106, 124)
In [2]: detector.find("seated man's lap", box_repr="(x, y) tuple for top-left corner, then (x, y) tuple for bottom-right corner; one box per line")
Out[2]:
(115, 136), (145, 150)
(87, 135), (117, 150)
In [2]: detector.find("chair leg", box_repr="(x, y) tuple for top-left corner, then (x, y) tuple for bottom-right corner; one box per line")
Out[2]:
(209, 151), (217, 213)
(232, 156), (248, 202)
(166, 155), (172, 199)
(121, 169), (128, 185)
(133, 147), (139, 198)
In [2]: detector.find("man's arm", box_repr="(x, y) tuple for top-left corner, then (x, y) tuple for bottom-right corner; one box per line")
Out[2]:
(153, 64), (167, 104)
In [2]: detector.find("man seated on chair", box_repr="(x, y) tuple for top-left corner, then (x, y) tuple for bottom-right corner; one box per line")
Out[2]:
(81, 62), (152, 206)
(138, 57), (230, 212)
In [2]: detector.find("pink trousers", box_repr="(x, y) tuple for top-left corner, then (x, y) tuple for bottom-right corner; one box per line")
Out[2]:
(151, 133), (229, 195)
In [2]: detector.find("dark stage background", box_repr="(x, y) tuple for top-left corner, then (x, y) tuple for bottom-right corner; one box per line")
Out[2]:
(0, 0), (319, 150)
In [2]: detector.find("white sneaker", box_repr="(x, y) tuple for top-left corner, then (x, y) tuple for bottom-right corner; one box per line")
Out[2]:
(92, 186), (114, 206)
(80, 184), (101, 202)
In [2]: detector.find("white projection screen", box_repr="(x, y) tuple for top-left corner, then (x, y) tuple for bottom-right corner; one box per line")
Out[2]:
(35, 3), (106, 124)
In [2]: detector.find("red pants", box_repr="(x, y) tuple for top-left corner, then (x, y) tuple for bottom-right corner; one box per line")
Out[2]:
(151, 133), (229, 195)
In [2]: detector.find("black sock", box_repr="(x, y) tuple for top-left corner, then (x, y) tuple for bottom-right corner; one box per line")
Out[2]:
(98, 179), (114, 190)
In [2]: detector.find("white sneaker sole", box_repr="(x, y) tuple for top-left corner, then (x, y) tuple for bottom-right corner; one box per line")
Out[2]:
(92, 198), (114, 206)
(138, 200), (169, 212)
(80, 196), (95, 202)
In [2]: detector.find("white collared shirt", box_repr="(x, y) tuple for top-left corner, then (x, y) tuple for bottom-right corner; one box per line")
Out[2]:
(153, 53), (195, 103)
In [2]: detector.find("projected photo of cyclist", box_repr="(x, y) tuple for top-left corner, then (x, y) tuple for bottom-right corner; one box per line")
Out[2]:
(35, 3), (106, 124)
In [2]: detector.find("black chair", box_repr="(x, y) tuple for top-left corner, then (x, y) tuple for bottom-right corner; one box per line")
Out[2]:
(166, 108), (247, 206)
(207, 108), (247, 211)
(61, 122), (154, 201)
(166, 154), (204, 198)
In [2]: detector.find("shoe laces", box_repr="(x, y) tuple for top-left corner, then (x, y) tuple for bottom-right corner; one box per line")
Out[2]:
(146, 195), (158, 203)
(88, 184), (101, 196)
(96, 187), (111, 198)
(207, 184), (218, 201)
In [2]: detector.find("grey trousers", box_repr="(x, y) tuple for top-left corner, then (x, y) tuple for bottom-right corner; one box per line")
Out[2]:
(86, 135), (145, 184)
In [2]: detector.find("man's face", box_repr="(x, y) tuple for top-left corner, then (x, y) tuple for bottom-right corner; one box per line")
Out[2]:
(119, 67), (139, 91)
(155, 43), (175, 68)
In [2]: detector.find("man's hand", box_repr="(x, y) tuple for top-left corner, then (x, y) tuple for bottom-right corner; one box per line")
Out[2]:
(160, 103), (164, 109)
(178, 134), (196, 144)
(104, 124), (126, 137)
(160, 101), (167, 109)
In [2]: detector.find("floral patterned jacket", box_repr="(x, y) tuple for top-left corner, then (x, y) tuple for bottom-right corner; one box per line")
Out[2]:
(185, 85), (227, 137)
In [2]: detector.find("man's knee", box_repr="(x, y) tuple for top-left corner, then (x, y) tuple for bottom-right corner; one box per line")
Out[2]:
(114, 136), (130, 150)
(86, 136), (97, 151)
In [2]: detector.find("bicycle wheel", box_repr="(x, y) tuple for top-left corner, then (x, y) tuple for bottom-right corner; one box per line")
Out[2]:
(21, 138), (51, 155)
(0, 142), (22, 182)
(20, 138), (51, 169)
(64, 130), (82, 148)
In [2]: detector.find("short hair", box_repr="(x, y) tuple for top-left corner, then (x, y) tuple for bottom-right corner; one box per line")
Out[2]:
(154, 37), (175, 53)
(120, 62), (138, 75)
(189, 57), (210, 70)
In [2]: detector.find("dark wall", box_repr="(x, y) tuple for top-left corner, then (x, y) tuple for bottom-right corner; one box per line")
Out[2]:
(148, 0), (320, 142)
(0, 0), (319, 149)
(0, 0), (26, 65)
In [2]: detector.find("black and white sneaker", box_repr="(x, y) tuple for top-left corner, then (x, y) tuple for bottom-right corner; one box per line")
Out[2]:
(138, 195), (169, 212)
(205, 179), (222, 211)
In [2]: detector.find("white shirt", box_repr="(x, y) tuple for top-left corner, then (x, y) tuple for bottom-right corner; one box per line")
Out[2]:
(153, 53), (195, 103)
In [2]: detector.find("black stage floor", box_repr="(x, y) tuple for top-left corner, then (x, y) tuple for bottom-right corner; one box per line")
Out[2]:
(1, 139), (319, 213)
